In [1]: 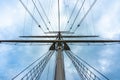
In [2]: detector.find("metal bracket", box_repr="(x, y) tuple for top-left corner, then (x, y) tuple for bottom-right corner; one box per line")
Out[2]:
(49, 42), (56, 50)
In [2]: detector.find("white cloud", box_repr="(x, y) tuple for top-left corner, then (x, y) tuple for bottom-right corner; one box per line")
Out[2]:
(95, 0), (120, 39)
(0, 45), (12, 69)
(98, 48), (115, 73)
(0, 3), (25, 27)
(0, 7), (14, 27)
(0, 2), (26, 39)
(98, 59), (111, 72)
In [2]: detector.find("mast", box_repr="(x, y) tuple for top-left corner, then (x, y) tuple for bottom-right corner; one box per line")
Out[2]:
(54, 45), (65, 80)
(54, 0), (65, 78)
(0, 0), (119, 80)
(54, 32), (65, 80)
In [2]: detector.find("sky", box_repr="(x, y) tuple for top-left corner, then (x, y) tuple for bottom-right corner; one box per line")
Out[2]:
(0, 0), (120, 80)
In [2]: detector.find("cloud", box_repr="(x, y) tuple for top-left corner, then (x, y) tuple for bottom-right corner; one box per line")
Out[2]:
(97, 47), (115, 73)
(0, 1), (26, 39)
(95, 0), (120, 39)
(0, 2), (25, 27)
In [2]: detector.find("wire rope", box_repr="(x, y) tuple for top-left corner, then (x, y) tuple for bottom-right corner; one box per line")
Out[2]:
(19, 0), (45, 33)
(38, 0), (54, 31)
(74, 0), (97, 33)
(70, 51), (110, 80)
(68, 0), (86, 32)
(12, 51), (50, 80)
(64, 0), (80, 30)
(32, 0), (50, 32)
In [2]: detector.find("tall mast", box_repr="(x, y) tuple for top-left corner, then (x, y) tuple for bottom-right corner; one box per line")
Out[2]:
(0, 0), (118, 80)
(54, 2), (65, 79)
(54, 32), (65, 80)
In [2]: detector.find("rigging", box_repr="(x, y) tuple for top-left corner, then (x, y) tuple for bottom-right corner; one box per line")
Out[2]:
(64, 0), (80, 30)
(37, 0), (54, 31)
(32, 0), (50, 31)
(19, 0), (45, 33)
(68, 0), (86, 32)
(74, 0), (97, 33)
(0, 0), (118, 80)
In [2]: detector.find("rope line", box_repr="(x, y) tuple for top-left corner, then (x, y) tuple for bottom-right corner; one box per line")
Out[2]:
(12, 51), (50, 80)
(74, 0), (97, 33)
(64, 0), (80, 30)
(32, 0), (50, 32)
(65, 51), (100, 80)
(70, 51), (110, 80)
(38, 0), (54, 31)
(19, 0), (45, 33)
(68, 0), (86, 32)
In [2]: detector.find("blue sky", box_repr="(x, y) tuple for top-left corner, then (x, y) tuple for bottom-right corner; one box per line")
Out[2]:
(0, 0), (120, 80)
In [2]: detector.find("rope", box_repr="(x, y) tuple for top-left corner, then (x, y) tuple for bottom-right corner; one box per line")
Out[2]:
(32, 0), (50, 32)
(19, 0), (45, 33)
(70, 51), (110, 80)
(38, 0), (54, 31)
(20, 0), (39, 26)
(74, 0), (97, 33)
(69, 0), (86, 32)
(12, 51), (50, 80)
(64, 0), (80, 30)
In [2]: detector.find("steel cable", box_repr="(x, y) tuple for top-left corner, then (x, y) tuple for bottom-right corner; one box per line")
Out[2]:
(74, 0), (97, 33)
